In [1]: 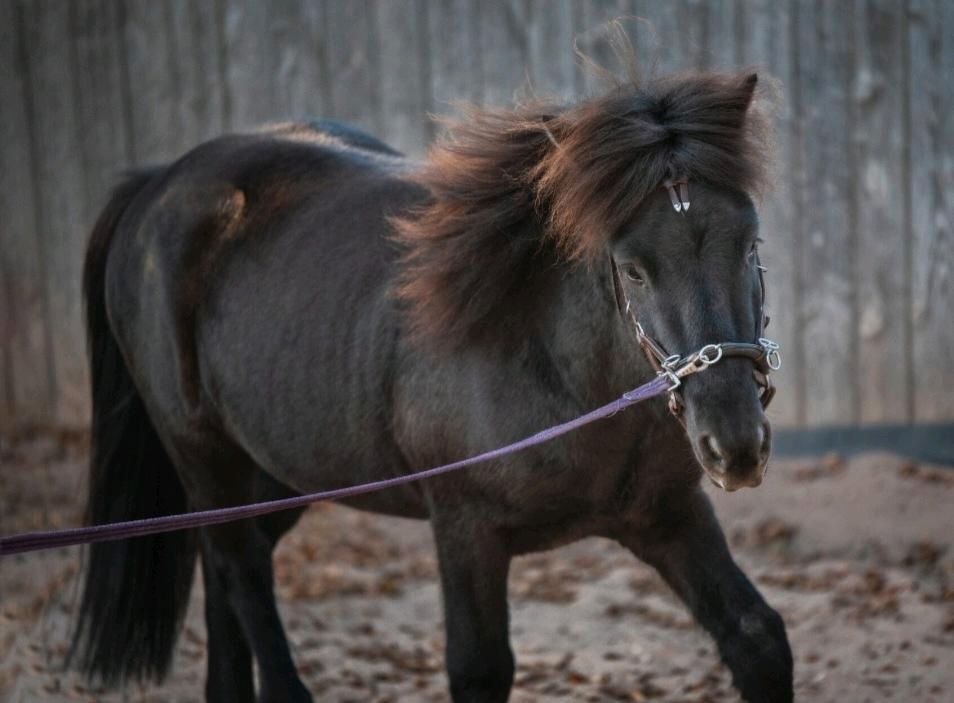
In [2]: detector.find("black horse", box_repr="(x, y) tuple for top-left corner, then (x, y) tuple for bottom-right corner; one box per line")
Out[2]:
(72, 68), (793, 703)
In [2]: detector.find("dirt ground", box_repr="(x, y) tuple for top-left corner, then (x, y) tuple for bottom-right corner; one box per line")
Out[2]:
(1, 434), (952, 703)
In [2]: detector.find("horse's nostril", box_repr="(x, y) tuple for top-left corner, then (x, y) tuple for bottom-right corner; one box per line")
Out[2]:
(699, 434), (726, 469)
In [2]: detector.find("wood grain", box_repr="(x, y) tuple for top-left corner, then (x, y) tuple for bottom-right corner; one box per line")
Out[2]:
(795, 0), (858, 426)
(375, 0), (431, 155)
(479, 0), (530, 108)
(909, 0), (954, 420)
(324, 0), (381, 136)
(855, 0), (910, 422)
(0, 0), (53, 431)
(18, 0), (89, 425)
(426, 0), (483, 117)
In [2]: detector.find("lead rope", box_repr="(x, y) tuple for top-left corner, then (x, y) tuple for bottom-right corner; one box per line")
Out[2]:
(2, 375), (681, 556)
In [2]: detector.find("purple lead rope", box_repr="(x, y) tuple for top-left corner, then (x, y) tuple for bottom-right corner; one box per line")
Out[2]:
(0, 376), (669, 557)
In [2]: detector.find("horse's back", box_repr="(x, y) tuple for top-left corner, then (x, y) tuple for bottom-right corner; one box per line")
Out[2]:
(104, 123), (428, 515)
(264, 119), (404, 156)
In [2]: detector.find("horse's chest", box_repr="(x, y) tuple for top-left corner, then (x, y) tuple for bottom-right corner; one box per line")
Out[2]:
(497, 455), (700, 555)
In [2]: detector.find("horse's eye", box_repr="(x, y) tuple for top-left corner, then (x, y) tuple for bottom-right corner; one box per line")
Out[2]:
(623, 264), (645, 285)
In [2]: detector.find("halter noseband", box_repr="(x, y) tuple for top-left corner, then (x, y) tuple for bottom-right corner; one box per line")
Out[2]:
(611, 177), (782, 424)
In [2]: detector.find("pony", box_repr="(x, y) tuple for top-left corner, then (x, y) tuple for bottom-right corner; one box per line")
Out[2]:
(71, 63), (792, 702)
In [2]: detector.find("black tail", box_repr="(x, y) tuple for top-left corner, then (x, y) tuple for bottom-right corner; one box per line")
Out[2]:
(71, 170), (197, 685)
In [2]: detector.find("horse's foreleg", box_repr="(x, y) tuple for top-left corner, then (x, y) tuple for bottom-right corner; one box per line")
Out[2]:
(617, 490), (793, 703)
(431, 511), (515, 703)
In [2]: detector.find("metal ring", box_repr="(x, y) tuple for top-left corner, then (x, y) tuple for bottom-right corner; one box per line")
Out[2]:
(758, 338), (782, 371)
(697, 344), (723, 366)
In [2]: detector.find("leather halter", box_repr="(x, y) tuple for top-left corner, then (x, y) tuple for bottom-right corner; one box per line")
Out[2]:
(610, 179), (781, 424)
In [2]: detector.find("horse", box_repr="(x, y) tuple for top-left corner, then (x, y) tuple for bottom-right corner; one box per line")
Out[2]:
(71, 66), (793, 703)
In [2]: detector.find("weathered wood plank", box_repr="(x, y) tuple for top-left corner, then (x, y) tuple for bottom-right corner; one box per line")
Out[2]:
(936, 0), (954, 419)
(324, 0), (381, 135)
(683, 0), (710, 70)
(375, 0), (431, 155)
(264, 0), (329, 125)
(72, 0), (134, 237)
(220, 0), (328, 133)
(853, 0), (910, 423)
(578, 0), (632, 93)
(628, 0), (688, 76)
(737, 0), (799, 426)
(222, 1), (268, 131)
(426, 0), (483, 117)
(796, 0), (858, 426)
(680, 0), (742, 74)
(19, 0), (90, 425)
(122, 0), (183, 163)
(525, 0), (577, 102)
(479, 0), (530, 108)
(168, 0), (229, 139)
(909, 0), (954, 420)
(123, 0), (230, 161)
(219, 0), (274, 130)
(0, 283), (9, 430)
(0, 0), (53, 430)
(703, 0), (740, 69)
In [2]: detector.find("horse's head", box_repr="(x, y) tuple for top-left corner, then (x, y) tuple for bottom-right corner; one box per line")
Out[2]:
(612, 183), (775, 491)
(394, 66), (778, 491)
(523, 70), (777, 490)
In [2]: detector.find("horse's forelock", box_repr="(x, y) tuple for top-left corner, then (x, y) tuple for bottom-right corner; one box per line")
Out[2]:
(537, 71), (774, 259)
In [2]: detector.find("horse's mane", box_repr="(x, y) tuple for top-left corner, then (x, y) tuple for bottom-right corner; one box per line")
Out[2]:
(392, 67), (775, 350)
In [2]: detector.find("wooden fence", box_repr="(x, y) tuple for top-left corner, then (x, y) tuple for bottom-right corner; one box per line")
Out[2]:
(1, 0), (952, 432)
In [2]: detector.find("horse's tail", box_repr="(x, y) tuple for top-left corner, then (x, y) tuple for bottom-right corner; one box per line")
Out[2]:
(70, 169), (197, 685)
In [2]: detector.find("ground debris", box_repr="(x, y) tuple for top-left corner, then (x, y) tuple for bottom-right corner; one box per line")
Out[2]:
(3, 436), (953, 702)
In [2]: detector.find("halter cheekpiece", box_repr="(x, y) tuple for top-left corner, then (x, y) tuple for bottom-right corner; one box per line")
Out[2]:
(612, 175), (782, 424)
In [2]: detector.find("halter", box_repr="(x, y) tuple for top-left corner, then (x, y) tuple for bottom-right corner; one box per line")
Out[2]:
(611, 177), (781, 424)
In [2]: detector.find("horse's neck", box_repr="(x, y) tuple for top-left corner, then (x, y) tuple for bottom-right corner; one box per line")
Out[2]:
(540, 261), (655, 404)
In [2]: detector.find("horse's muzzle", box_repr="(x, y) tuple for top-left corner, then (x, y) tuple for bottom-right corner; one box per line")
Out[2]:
(695, 420), (771, 491)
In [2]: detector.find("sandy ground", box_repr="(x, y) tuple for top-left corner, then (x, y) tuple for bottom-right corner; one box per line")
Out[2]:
(1, 434), (952, 702)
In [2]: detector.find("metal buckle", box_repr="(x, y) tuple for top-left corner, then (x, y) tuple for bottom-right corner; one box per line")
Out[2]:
(656, 343), (726, 392)
(660, 354), (683, 391)
(758, 337), (782, 371)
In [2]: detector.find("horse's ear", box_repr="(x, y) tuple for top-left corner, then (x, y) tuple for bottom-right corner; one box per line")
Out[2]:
(740, 73), (759, 111)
